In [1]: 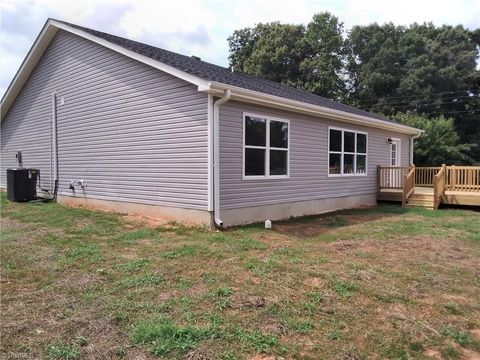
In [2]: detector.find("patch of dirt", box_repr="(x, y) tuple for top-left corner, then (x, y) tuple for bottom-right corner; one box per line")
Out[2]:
(272, 213), (388, 238)
(332, 241), (360, 252)
(303, 277), (324, 288)
(54, 273), (103, 291)
(136, 239), (152, 245)
(461, 348), (480, 360)
(68, 317), (154, 360)
(442, 294), (471, 303)
(185, 283), (207, 297)
(248, 355), (276, 360)
(423, 348), (442, 358)
(471, 329), (480, 341)
(231, 295), (267, 309)
(336, 351), (361, 360)
(250, 276), (261, 285)
(118, 247), (138, 260)
(273, 222), (331, 238)
(184, 345), (215, 360)
(125, 213), (169, 228)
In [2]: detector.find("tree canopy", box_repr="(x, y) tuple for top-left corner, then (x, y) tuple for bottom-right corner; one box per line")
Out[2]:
(395, 113), (473, 166)
(228, 12), (346, 100)
(228, 13), (480, 164)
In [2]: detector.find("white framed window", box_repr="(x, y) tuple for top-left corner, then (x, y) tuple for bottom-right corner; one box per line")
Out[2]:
(328, 126), (368, 176)
(243, 113), (289, 179)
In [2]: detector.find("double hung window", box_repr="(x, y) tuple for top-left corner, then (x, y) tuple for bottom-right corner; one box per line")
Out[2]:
(244, 114), (289, 178)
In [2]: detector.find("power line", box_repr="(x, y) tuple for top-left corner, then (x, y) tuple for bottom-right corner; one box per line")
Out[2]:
(356, 95), (480, 106)
(402, 109), (480, 116)
(372, 99), (480, 110)
(352, 88), (478, 102)
(350, 88), (480, 104)
(355, 95), (480, 107)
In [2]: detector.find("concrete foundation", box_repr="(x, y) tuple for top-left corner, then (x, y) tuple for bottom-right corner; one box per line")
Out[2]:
(220, 193), (377, 226)
(57, 195), (213, 226)
(4, 190), (377, 227)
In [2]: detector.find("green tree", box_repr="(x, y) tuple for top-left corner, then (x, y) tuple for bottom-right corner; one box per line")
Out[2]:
(228, 12), (347, 99)
(228, 22), (306, 86)
(346, 23), (480, 159)
(299, 12), (347, 99)
(395, 113), (474, 165)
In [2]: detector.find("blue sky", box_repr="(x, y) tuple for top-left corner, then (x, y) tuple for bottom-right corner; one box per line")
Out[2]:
(1, 0), (479, 97)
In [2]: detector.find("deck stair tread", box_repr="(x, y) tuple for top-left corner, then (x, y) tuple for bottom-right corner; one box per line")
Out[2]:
(406, 190), (434, 209)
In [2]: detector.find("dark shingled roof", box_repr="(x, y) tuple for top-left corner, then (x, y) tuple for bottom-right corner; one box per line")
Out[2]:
(56, 19), (396, 123)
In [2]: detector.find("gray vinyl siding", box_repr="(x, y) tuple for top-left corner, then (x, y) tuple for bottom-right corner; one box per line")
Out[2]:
(1, 30), (209, 210)
(219, 101), (410, 210)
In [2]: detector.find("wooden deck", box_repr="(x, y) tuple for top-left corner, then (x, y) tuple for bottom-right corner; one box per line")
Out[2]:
(378, 165), (480, 209)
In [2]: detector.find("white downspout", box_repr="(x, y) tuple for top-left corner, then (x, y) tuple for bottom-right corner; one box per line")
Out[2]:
(213, 89), (231, 227)
(51, 92), (58, 193)
(410, 131), (421, 165)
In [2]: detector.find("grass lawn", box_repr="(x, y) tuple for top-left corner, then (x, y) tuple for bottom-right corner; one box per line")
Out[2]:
(1, 193), (479, 360)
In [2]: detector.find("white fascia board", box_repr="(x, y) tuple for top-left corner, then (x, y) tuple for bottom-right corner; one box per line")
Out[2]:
(1, 19), (211, 121)
(1, 22), (58, 121)
(203, 82), (422, 136)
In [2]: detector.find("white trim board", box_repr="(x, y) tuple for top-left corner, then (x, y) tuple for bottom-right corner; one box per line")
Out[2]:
(242, 112), (290, 180)
(327, 126), (368, 177)
(389, 137), (402, 166)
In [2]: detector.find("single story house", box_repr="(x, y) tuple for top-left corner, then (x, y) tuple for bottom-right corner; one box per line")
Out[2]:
(0, 19), (421, 226)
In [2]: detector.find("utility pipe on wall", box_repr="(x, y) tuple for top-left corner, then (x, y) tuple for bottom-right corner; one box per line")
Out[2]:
(51, 92), (59, 194)
(410, 132), (422, 165)
(213, 89), (231, 227)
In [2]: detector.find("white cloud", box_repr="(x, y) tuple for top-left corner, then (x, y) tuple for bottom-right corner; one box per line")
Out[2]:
(338, 0), (480, 29)
(1, 0), (479, 98)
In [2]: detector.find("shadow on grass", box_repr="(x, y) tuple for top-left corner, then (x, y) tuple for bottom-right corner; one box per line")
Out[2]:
(252, 204), (409, 238)
(236, 203), (480, 239)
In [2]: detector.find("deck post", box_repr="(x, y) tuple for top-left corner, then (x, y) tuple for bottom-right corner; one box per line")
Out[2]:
(377, 165), (381, 193)
(442, 164), (446, 190)
(451, 165), (456, 191)
(413, 164), (416, 188)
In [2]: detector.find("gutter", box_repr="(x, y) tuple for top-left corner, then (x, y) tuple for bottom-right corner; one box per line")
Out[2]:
(51, 92), (59, 196)
(212, 89), (231, 227)
(200, 82), (421, 136)
(410, 131), (422, 165)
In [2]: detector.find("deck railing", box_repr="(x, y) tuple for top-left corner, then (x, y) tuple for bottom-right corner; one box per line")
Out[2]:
(445, 166), (480, 192)
(378, 165), (480, 208)
(402, 166), (416, 206)
(433, 165), (446, 209)
(415, 167), (441, 187)
(378, 166), (409, 189)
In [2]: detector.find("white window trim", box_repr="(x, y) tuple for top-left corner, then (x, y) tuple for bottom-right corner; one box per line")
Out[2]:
(389, 137), (401, 166)
(327, 126), (368, 177)
(243, 112), (290, 180)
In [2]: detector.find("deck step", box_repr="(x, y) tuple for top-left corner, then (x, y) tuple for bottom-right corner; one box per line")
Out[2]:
(407, 197), (434, 203)
(407, 201), (434, 207)
(406, 197), (434, 209)
(407, 190), (434, 210)
(409, 194), (434, 200)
